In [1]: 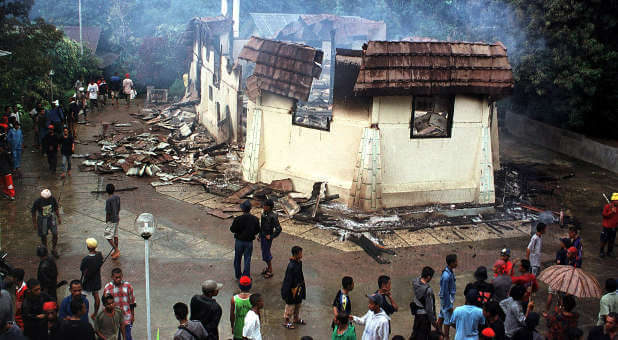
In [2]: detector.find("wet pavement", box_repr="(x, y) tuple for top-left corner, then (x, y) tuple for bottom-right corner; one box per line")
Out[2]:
(1, 100), (617, 339)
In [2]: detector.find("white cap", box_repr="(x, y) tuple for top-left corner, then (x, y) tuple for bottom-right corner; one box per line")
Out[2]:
(41, 189), (51, 199)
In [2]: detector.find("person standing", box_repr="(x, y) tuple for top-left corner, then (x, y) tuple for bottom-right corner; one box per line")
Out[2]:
(57, 298), (95, 339)
(527, 223), (546, 275)
(104, 184), (121, 259)
(42, 126), (59, 173)
(36, 246), (58, 300)
(546, 295), (579, 340)
(511, 260), (538, 308)
(500, 285), (534, 339)
(43, 301), (62, 340)
(99, 78), (108, 106)
(242, 293), (264, 340)
(103, 268), (135, 340)
(122, 74), (134, 107)
(230, 276), (252, 340)
(482, 302), (505, 340)
(491, 260), (512, 303)
(352, 293), (390, 340)
(332, 276), (354, 327)
(597, 279), (618, 326)
(437, 254), (458, 340)
(229, 200), (260, 280)
(13, 268), (26, 329)
(449, 289), (485, 340)
(190, 279), (223, 340)
(6, 122), (23, 173)
(601, 194), (618, 258)
(110, 73), (122, 106)
(94, 294), (125, 340)
(80, 238), (103, 321)
(333, 312), (357, 340)
(588, 312), (617, 340)
(281, 246), (306, 329)
(375, 275), (398, 316)
(411, 266), (437, 340)
(34, 108), (47, 151)
(21, 279), (51, 340)
(45, 101), (64, 136)
(464, 266), (494, 307)
(60, 127), (74, 179)
(568, 227), (583, 267)
(31, 189), (61, 258)
(259, 199), (281, 279)
(67, 96), (79, 138)
(87, 80), (99, 113)
(174, 302), (208, 340)
(59, 281), (90, 322)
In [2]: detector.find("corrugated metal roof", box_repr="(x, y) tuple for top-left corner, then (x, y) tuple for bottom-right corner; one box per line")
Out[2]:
(249, 13), (301, 39)
(354, 41), (514, 97)
(239, 36), (323, 102)
(62, 26), (102, 53)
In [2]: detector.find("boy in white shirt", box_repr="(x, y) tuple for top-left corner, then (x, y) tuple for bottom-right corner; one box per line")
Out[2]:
(243, 293), (263, 340)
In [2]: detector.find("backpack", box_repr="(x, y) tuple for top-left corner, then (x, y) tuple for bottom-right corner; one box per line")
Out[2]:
(178, 324), (206, 340)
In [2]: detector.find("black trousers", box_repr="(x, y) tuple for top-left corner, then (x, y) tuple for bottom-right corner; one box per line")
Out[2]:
(411, 313), (432, 340)
(47, 151), (57, 172)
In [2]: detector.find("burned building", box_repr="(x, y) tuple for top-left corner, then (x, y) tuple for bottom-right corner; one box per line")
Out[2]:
(240, 39), (513, 211)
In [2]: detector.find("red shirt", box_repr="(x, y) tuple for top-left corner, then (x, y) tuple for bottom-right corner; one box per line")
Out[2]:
(511, 273), (538, 302)
(602, 203), (618, 229)
(103, 280), (135, 325)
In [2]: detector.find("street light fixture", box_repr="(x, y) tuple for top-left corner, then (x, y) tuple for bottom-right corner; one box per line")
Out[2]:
(134, 213), (156, 340)
(49, 70), (55, 103)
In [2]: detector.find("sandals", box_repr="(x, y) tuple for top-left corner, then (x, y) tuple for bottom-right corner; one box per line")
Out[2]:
(283, 322), (295, 329)
(294, 319), (306, 325)
(263, 272), (273, 279)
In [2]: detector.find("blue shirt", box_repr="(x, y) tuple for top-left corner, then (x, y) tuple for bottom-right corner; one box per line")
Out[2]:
(7, 128), (23, 149)
(45, 107), (64, 125)
(450, 305), (485, 340)
(58, 294), (89, 323)
(439, 267), (456, 310)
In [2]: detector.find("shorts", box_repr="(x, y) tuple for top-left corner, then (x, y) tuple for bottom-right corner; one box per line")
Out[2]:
(600, 227), (616, 242)
(439, 307), (453, 325)
(37, 216), (57, 237)
(284, 303), (301, 320)
(104, 222), (119, 239)
(260, 237), (273, 262)
(531, 266), (541, 276)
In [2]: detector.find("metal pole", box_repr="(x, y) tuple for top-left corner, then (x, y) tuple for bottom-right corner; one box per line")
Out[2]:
(78, 0), (83, 55)
(144, 237), (152, 340)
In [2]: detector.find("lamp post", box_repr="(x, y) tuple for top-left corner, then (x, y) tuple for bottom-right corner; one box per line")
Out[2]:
(134, 213), (156, 340)
(49, 70), (55, 104)
(78, 0), (83, 55)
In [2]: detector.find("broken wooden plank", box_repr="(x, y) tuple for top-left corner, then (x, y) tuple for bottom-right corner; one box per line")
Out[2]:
(205, 208), (232, 219)
(224, 185), (256, 203)
(347, 234), (391, 264)
(279, 194), (300, 216)
(90, 186), (138, 194)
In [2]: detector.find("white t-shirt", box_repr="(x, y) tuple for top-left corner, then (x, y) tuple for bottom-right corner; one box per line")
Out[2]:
(242, 309), (261, 340)
(123, 78), (133, 94)
(528, 234), (542, 267)
(87, 83), (98, 99)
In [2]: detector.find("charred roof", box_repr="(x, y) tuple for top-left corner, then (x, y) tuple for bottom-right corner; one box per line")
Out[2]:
(239, 36), (323, 102)
(354, 41), (514, 98)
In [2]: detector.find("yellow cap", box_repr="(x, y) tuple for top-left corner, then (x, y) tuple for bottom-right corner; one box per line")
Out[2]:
(611, 193), (618, 201)
(86, 238), (98, 249)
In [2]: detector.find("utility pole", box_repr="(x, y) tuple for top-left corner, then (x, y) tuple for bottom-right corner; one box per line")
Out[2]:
(78, 0), (83, 55)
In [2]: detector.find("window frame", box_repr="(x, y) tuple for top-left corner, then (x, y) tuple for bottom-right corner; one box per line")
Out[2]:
(291, 102), (332, 132)
(409, 95), (455, 139)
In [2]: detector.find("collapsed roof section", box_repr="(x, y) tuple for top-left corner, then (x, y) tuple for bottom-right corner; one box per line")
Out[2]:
(238, 36), (323, 102)
(276, 14), (386, 44)
(354, 41), (514, 98)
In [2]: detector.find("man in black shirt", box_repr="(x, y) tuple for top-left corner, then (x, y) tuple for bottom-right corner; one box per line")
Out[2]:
(57, 297), (95, 339)
(42, 125), (59, 173)
(229, 200), (260, 279)
(190, 279), (223, 340)
(464, 266), (495, 307)
(21, 278), (52, 340)
(36, 246), (58, 300)
(588, 313), (617, 340)
(80, 238), (103, 320)
(259, 199), (281, 278)
(481, 301), (505, 340)
(31, 189), (62, 258)
(60, 127), (74, 179)
(376, 275), (398, 316)
(332, 276), (354, 328)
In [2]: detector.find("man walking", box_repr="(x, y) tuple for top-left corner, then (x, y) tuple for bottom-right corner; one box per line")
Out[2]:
(105, 184), (121, 259)
(60, 127), (74, 179)
(21, 279), (52, 340)
(601, 193), (618, 258)
(411, 266), (437, 340)
(259, 199), (281, 278)
(352, 293), (390, 340)
(6, 122), (23, 173)
(597, 278), (617, 326)
(87, 80), (99, 112)
(527, 223), (546, 275)
(229, 200), (260, 280)
(59, 280), (90, 323)
(437, 254), (457, 340)
(190, 279), (223, 340)
(36, 246), (58, 300)
(103, 268), (136, 340)
(122, 74), (134, 107)
(42, 126), (59, 173)
(242, 293), (264, 340)
(110, 73), (122, 106)
(174, 302), (208, 340)
(281, 246), (306, 329)
(31, 189), (61, 258)
(80, 238), (103, 320)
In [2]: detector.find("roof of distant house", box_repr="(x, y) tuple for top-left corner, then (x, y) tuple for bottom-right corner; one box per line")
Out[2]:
(277, 14), (386, 43)
(62, 26), (101, 53)
(238, 36), (323, 102)
(353, 41), (514, 97)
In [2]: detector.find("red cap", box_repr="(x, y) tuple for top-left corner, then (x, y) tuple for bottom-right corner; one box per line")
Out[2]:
(239, 275), (251, 286)
(482, 327), (496, 338)
(567, 246), (578, 254)
(43, 301), (58, 311)
(125, 73), (130, 78)
(48, 124), (54, 129)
